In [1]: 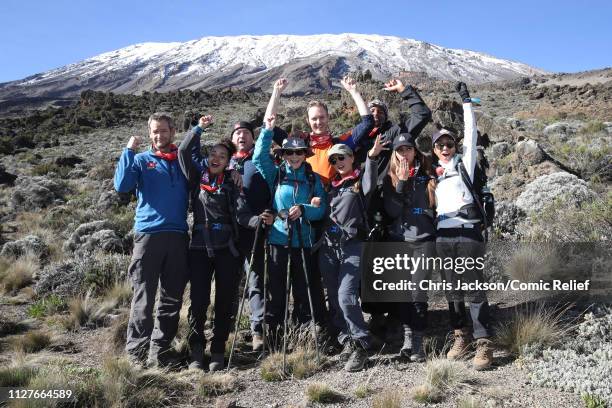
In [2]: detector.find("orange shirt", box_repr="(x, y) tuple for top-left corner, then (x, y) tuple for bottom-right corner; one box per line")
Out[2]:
(307, 146), (335, 186)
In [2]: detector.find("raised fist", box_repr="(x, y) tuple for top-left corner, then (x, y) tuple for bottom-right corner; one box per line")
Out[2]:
(127, 136), (143, 150)
(340, 75), (357, 92)
(383, 78), (406, 93)
(274, 78), (288, 92)
(198, 115), (213, 129)
(265, 114), (276, 130)
(455, 82), (470, 101)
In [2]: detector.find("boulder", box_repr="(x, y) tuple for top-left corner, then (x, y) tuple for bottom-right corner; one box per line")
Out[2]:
(63, 221), (124, 253)
(516, 172), (597, 213)
(543, 121), (581, 143)
(489, 142), (512, 160)
(0, 165), (17, 186)
(10, 176), (67, 210)
(1, 235), (49, 261)
(515, 139), (545, 165)
(55, 155), (83, 168)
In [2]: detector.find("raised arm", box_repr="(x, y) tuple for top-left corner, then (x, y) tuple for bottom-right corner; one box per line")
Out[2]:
(188, 115), (213, 174)
(456, 82), (478, 182)
(178, 128), (205, 186)
(384, 79), (431, 138)
(339, 76), (375, 147)
(253, 115), (278, 191)
(341, 75), (369, 116)
(114, 136), (142, 193)
(264, 78), (288, 120)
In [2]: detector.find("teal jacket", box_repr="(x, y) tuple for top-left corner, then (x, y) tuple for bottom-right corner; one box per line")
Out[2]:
(253, 128), (326, 248)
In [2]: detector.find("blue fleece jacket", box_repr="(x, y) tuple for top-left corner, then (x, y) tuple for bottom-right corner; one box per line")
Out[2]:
(114, 148), (189, 233)
(253, 128), (326, 248)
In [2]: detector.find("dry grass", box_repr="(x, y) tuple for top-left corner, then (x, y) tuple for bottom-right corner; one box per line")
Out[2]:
(504, 245), (557, 282)
(372, 388), (403, 408)
(410, 357), (471, 404)
(196, 373), (237, 397)
(495, 303), (574, 356)
(0, 255), (38, 294)
(354, 383), (373, 398)
(12, 330), (51, 353)
(63, 290), (116, 330)
(100, 357), (191, 407)
(305, 382), (343, 403)
(457, 395), (485, 408)
(108, 312), (129, 352)
(102, 279), (132, 308)
(0, 364), (38, 387)
(260, 347), (324, 381)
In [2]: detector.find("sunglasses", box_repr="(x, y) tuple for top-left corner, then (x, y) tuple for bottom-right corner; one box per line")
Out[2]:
(283, 150), (307, 156)
(328, 155), (347, 165)
(435, 141), (456, 150)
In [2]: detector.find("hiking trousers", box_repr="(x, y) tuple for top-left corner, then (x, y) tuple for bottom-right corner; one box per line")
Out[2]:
(266, 245), (327, 329)
(188, 247), (241, 354)
(436, 231), (491, 339)
(319, 240), (370, 348)
(126, 231), (189, 362)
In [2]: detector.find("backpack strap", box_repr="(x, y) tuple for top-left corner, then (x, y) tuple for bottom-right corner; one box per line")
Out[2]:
(456, 160), (488, 229)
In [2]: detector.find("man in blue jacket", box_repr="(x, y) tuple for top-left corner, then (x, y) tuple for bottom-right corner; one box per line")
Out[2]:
(114, 112), (190, 368)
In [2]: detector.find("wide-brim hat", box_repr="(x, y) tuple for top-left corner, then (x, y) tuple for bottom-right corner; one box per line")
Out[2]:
(273, 136), (314, 157)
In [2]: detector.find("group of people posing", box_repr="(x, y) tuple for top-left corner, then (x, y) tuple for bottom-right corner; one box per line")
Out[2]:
(114, 77), (494, 374)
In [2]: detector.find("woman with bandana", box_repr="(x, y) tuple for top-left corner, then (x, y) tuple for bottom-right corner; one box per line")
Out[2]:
(316, 135), (385, 372)
(178, 115), (243, 372)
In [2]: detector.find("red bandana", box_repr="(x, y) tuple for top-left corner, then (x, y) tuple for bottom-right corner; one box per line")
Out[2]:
(309, 133), (333, 149)
(233, 150), (251, 160)
(368, 127), (380, 138)
(152, 144), (178, 161)
(331, 168), (360, 188)
(200, 171), (225, 192)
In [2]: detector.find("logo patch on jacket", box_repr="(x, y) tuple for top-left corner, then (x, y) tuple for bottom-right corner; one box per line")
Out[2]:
(146, 161), (157, 169)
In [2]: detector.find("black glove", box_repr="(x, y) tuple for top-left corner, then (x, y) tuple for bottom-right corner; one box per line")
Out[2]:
(455, 82), (470, 101)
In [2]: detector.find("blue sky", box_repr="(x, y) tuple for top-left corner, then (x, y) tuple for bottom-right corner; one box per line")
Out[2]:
(0, 0), (610, 83)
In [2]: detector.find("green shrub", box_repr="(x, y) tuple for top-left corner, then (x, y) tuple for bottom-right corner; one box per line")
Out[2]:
(582, 393), (607, 408)
(27, 294), (67, 318)
(0, 365), (38, 387)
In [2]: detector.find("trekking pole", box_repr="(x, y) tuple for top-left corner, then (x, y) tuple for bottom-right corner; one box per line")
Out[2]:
(295, 219), (320, 365)
(261, 210), (273, 357)
(227, 221), (263, 370)
(282, 214), (293, 374)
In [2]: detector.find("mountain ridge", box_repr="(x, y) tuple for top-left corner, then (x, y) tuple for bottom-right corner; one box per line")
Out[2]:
(0, 33), (547, 104)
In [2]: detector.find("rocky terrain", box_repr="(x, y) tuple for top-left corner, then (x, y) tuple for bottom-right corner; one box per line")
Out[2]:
(0, 68), (610, 407)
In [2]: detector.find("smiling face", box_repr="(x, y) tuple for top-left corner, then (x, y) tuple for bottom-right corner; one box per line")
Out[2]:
(307, 106), (330, 135)
(149, 119), (175, 151)
(395, 145), (416, 165)
(370, 106), (387, 127)
(208, 145), (230, 175)
(329, 153), (354, 176)
(282, 149), (306, 169)
(433, 136), (456, 164)
(232, 128), (254, 153)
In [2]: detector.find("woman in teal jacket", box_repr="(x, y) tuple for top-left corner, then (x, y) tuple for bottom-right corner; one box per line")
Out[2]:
(253, 114), (328, 335)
